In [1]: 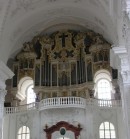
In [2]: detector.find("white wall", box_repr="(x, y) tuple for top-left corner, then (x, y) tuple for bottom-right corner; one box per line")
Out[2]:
(3, 106), (124, 139)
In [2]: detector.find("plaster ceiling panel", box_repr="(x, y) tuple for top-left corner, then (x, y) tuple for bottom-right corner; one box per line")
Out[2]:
(98, 0), (110, 12)
(5, 4), (114, 41)
(8, 0), (103, 19)
(8, 6), (111, 41)
(5, 0), (112, 31)
(0, 0), (118, 62)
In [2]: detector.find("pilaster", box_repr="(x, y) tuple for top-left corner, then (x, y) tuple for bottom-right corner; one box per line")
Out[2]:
(0, 90), (7, 112)
(110, 46), (130, 139)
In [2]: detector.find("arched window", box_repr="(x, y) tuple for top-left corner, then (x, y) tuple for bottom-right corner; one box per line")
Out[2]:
(57, 137), (70, 139)
(16, 77), (36, 105)
(17, 126), (30, 139)
(99, 122), (116, 139)
(26, 85), (36, 104)
(98, 79), (111, 100)
(94, 70), (112, 100)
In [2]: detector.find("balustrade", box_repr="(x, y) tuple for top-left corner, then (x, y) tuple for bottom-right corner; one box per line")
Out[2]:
(5, 102), (37, 114)
(39, 97), (86, 110)
(87, 99), (122, 107)
(4, 97), (122, 114)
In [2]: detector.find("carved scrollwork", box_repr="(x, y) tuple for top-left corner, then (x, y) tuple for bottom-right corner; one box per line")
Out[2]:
(19, 69), (34, 80)
(13, 29), (112, 90)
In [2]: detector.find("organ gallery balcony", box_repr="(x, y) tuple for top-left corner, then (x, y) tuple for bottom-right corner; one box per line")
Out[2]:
(9, 30), (121, 118)
(4, 97), (122, 114)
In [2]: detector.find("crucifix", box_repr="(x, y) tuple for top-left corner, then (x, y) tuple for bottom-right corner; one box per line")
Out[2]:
(59, 33), (68, 47)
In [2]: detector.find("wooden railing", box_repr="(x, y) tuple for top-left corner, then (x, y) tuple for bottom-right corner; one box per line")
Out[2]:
(4, 97), (122, 114)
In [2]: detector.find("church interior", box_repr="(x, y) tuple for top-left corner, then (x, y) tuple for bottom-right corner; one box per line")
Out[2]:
(0, 0), (130, 139)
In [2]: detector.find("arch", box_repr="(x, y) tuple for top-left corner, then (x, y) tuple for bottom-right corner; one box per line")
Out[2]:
(16, 76), (35, 103)
(94, 70), (113, 100)
(44, 121), (82, 139)
(97, 79), (111, 100)
(5, 2), (116, 63)
(94, 69), (112, 83)
(26, 84), (36, 104)
(17, 126), (30, 139)
(99, 121), (116, 139)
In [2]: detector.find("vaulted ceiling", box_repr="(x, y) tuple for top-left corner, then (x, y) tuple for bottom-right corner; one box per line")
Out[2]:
(0, 0), (125, 63)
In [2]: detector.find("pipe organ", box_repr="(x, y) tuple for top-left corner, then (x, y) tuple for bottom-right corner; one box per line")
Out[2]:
(12, 30), (118, 99)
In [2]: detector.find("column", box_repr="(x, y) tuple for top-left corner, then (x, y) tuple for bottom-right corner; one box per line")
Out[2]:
(118, 71), (130, 139)
(0, 61), (14, 139)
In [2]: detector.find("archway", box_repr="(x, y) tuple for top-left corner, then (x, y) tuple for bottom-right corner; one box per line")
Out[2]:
(16, 76), (36, 105)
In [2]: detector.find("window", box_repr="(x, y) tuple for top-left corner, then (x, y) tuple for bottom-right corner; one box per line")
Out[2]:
(98, 79), (111, 100)
(17, 126), (30, 139)
(99, 122), (116, 139)
(57, 137), (70, 139)
(16, 77), (36, 105)
(27, 85), (36, 104)
(94, 70), (112, 100)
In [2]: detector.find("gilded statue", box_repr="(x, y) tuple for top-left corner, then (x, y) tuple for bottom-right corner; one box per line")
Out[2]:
(40, 35), (54, 48)
(22, 42), (34, 52)
(74, 32), (85, 47)
(94, 35), (104, 44)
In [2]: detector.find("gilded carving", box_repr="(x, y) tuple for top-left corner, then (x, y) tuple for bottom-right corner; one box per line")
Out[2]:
(17, 42), (36, 61)
(93, 63), (110, 74)
(40, 35), (54, 48)
(94, 35), (104, 44)
(74, 32), (85, 47)
(50, 31), (76, 61)
(19, 70), (34, 80)
(78, 91), (86, 98)
(13, 29), (112, 96)
(22, 42), (34, 52)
